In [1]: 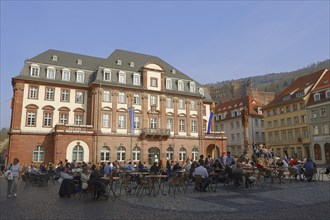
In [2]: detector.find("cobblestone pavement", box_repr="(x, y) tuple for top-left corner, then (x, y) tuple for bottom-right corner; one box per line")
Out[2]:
(0, 176), (329, 220)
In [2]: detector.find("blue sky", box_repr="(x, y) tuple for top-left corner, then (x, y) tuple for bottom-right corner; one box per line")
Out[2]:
(1, 1), (329, 129)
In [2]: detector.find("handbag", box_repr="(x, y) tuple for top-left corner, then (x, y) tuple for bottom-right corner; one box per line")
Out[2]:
(4, 170), (13, 181)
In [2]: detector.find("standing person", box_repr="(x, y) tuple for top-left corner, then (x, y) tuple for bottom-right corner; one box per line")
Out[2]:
(7, 158), (20, 198)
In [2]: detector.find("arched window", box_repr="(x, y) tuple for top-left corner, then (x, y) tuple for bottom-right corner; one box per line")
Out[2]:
(100, 146), (110, 162)
(72, 145), (84, 162)
(32, 146), (45, 162)
(167, 146), (174, 160)
(314, 144), (322, 160)
(179, 147), (187, 161)
(117, 146), (126, 162)
(192, 147), (199, 161)
(132, 147), (141, 161)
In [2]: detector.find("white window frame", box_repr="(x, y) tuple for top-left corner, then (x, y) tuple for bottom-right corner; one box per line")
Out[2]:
(118, 71), (126, 84)
(27, 112), (36, 126)
(166, 97), (173, 108)
(75, 114), (83, 125)
(190, 100), (196, 111)
(46, 67), (56, 79)
(326, 89), (330, 99)
(118, 115), (126, 128)
(311, 109), (317, 118)
(133, 73), (141, 85)
(179, 119), (185, 132)
(59, 114), (68, 125)
(166, 78), (172, 90)
(167, 147), (174, 160)
(178, 80), (184, 91)
(45, 88), (54, 100)
(150, 95), (157, 106)
(134, 116), (140, 129)
(179, 147), (187, 161)
(192, 148), (198, 161)
(133, 94), (140, 105)
(30, 64), (40, 77)
(118, 92), (126, 104)
(102, 114), (110, 128)
(100, 146), (110, 162)
(117, 146), (126, 162)
(76, 91), (84, 103)
(150, 118), (157, 130)
(43, 113), (52, 127)
(189, 82), (196, 93)
(132, 147), (141, 161)
(320, 107), (326, 117)
(103, 69), (111, 81)
(61, 89), (69, 102)
(191, 120), (197, 133)
(314, 93), (320, 102)
(29, 86), (38, 99)
(32, 146), (45, 162)
(103, 90), (111, 102)
(167, 118), (173, 132)
(76, 71), (84, 83)
(178, 99), (185, 109)
(72, 145), (84, 162)
(62, 69), (71, 81)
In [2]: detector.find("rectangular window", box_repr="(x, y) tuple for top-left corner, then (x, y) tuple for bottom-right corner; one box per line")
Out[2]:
(254, 119), (259, 127)
(118, 92), (126, 104)
(236, 121), (240, 129)
(190, 101), (196, 111)
(280, 107), (284, 114)
(288, 130), (293, 140)
(286, 106), (291, 113)
(75, 114), (83, 125)
(286, 118), (292, 126)
(273, 120), (278, 128)
(236, 133), (240, 141)
(59, 114), (68, 125)
(43, 113), (52, 127)
(313, 126), (319, 135)
(281, 131), (287, 141)
(167, 119), (173, 132)
(150, 95), (157, 106)
(104, 71), (111, 81)
(178, 81), (184, 91)
(293, 104), (297, 111)
(300, 103), (305, 110)
(166, 79), (172, 90)
(45, 88), (54, 101)
(27, 112), (36, 126)
(150, 78), (158, 87)
(322, 124), (329, 134)
(267, 111), (271, 117)
(178, 99), (185, 109)
(268, 121), (272, 129)
(179, 119), (185, 132)
(62, 70), (70, 81)
(255, 132), (260, 141)
(295, 129), (301, 139)
(320, 107), (326, 117)
(29, 86), (38, 99)
(230, 122), (234, 130)
(274, 132), (279, 142)
(231, 134), (235, 142)
(134, 116), (140, 129)
(75, 91), (84, 103)
(303, 129), (308, 139)
(103, 90), (111, 102)
(293, 116), (299, 125)
(61, 89), (70, 102)
(311, 109), (317, 118)
(166, 97), (173, 108)
(273, 109), (277, 115)
(118, 115), (126, 128)
(119, 73), (126, 84)
(268, 132), (273, 142)
(281, 119), (285, 126)
(47, 68), (56, 79)
(30, 66), (40, 77)
(133, 94), (140, 105)
(76, 72), (84, 83)
(191, 120), (197, 132)
(102, 114), (110, 128)
(133, 74), (140, 85)
(301, 115), (306, 123)
(150, 118), (157, 130)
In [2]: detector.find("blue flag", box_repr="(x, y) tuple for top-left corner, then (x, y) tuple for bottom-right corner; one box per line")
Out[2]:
(207, 111), (214, 134)
(128, 107), (135, 135)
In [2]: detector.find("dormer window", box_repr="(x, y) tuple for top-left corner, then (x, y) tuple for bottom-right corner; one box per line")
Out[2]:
(199, 88), (204, 96)
(326, 89), (330, 99)
(171, 69), (176, 74)
(283, 95), (291, 101)
(76, 71), (84, 83)
(314, 93), (320, 102)
(46, 66), (56, 79)
(166, 78), (172, 90)
(116, 60), (122, 65)
(62, 69), (71, 81)
(118, 71), (126, 84)
(296, 91), (304, 98)
(103, 69), (111, 81)
(30, 64), (40, 77)
(178, 80), (184, 91)
(77, 59), (82, 65)
(189, 82), (196, 93)
(52, 55), (58, 61)
(133, 73), (141, 85)
(129, 62), (135, 67)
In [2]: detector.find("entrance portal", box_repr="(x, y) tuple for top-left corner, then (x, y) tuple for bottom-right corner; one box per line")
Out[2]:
(148, 147), (160, 165)
(206, 144), (220, 160)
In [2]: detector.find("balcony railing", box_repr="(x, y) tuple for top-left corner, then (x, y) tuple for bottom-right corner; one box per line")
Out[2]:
(54, 124), (94, 133)
(139, 128), (170, 140)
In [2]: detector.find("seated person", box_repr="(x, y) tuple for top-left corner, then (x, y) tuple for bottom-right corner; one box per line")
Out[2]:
(80, 167), (90, 191)
(149, 162), (159, 174)
(232, 163), (244, 186)
(193, 161), (209, 191)
(88, 168), (106, 199)
(303, 158), (316, 182)
(58, 167), (73, 185)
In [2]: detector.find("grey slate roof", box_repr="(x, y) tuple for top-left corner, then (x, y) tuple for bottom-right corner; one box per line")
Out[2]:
(13, 49), (213, 101)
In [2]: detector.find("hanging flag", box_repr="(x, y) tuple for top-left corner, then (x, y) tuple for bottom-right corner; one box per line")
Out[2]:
(128, 107), (135, 135)
(207, 111), (214, 134)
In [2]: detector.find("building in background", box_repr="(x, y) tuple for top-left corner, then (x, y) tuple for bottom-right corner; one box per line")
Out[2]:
(264, 69), (328, 161)
(214, 95), (264, 157)
(306, 70), (330, 164)
(8, 49), (223, 165)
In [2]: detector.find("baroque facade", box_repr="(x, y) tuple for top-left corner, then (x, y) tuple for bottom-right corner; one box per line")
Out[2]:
(8, 49), (224, 165)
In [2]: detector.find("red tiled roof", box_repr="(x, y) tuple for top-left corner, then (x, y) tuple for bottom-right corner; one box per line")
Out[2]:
(264, 69), (327, 109)
(215, 95), (263, 120)
(307, 69), (330, 106)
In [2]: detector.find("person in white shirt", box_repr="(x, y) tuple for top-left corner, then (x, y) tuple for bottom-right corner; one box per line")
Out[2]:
(193, 160), (209, 191)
